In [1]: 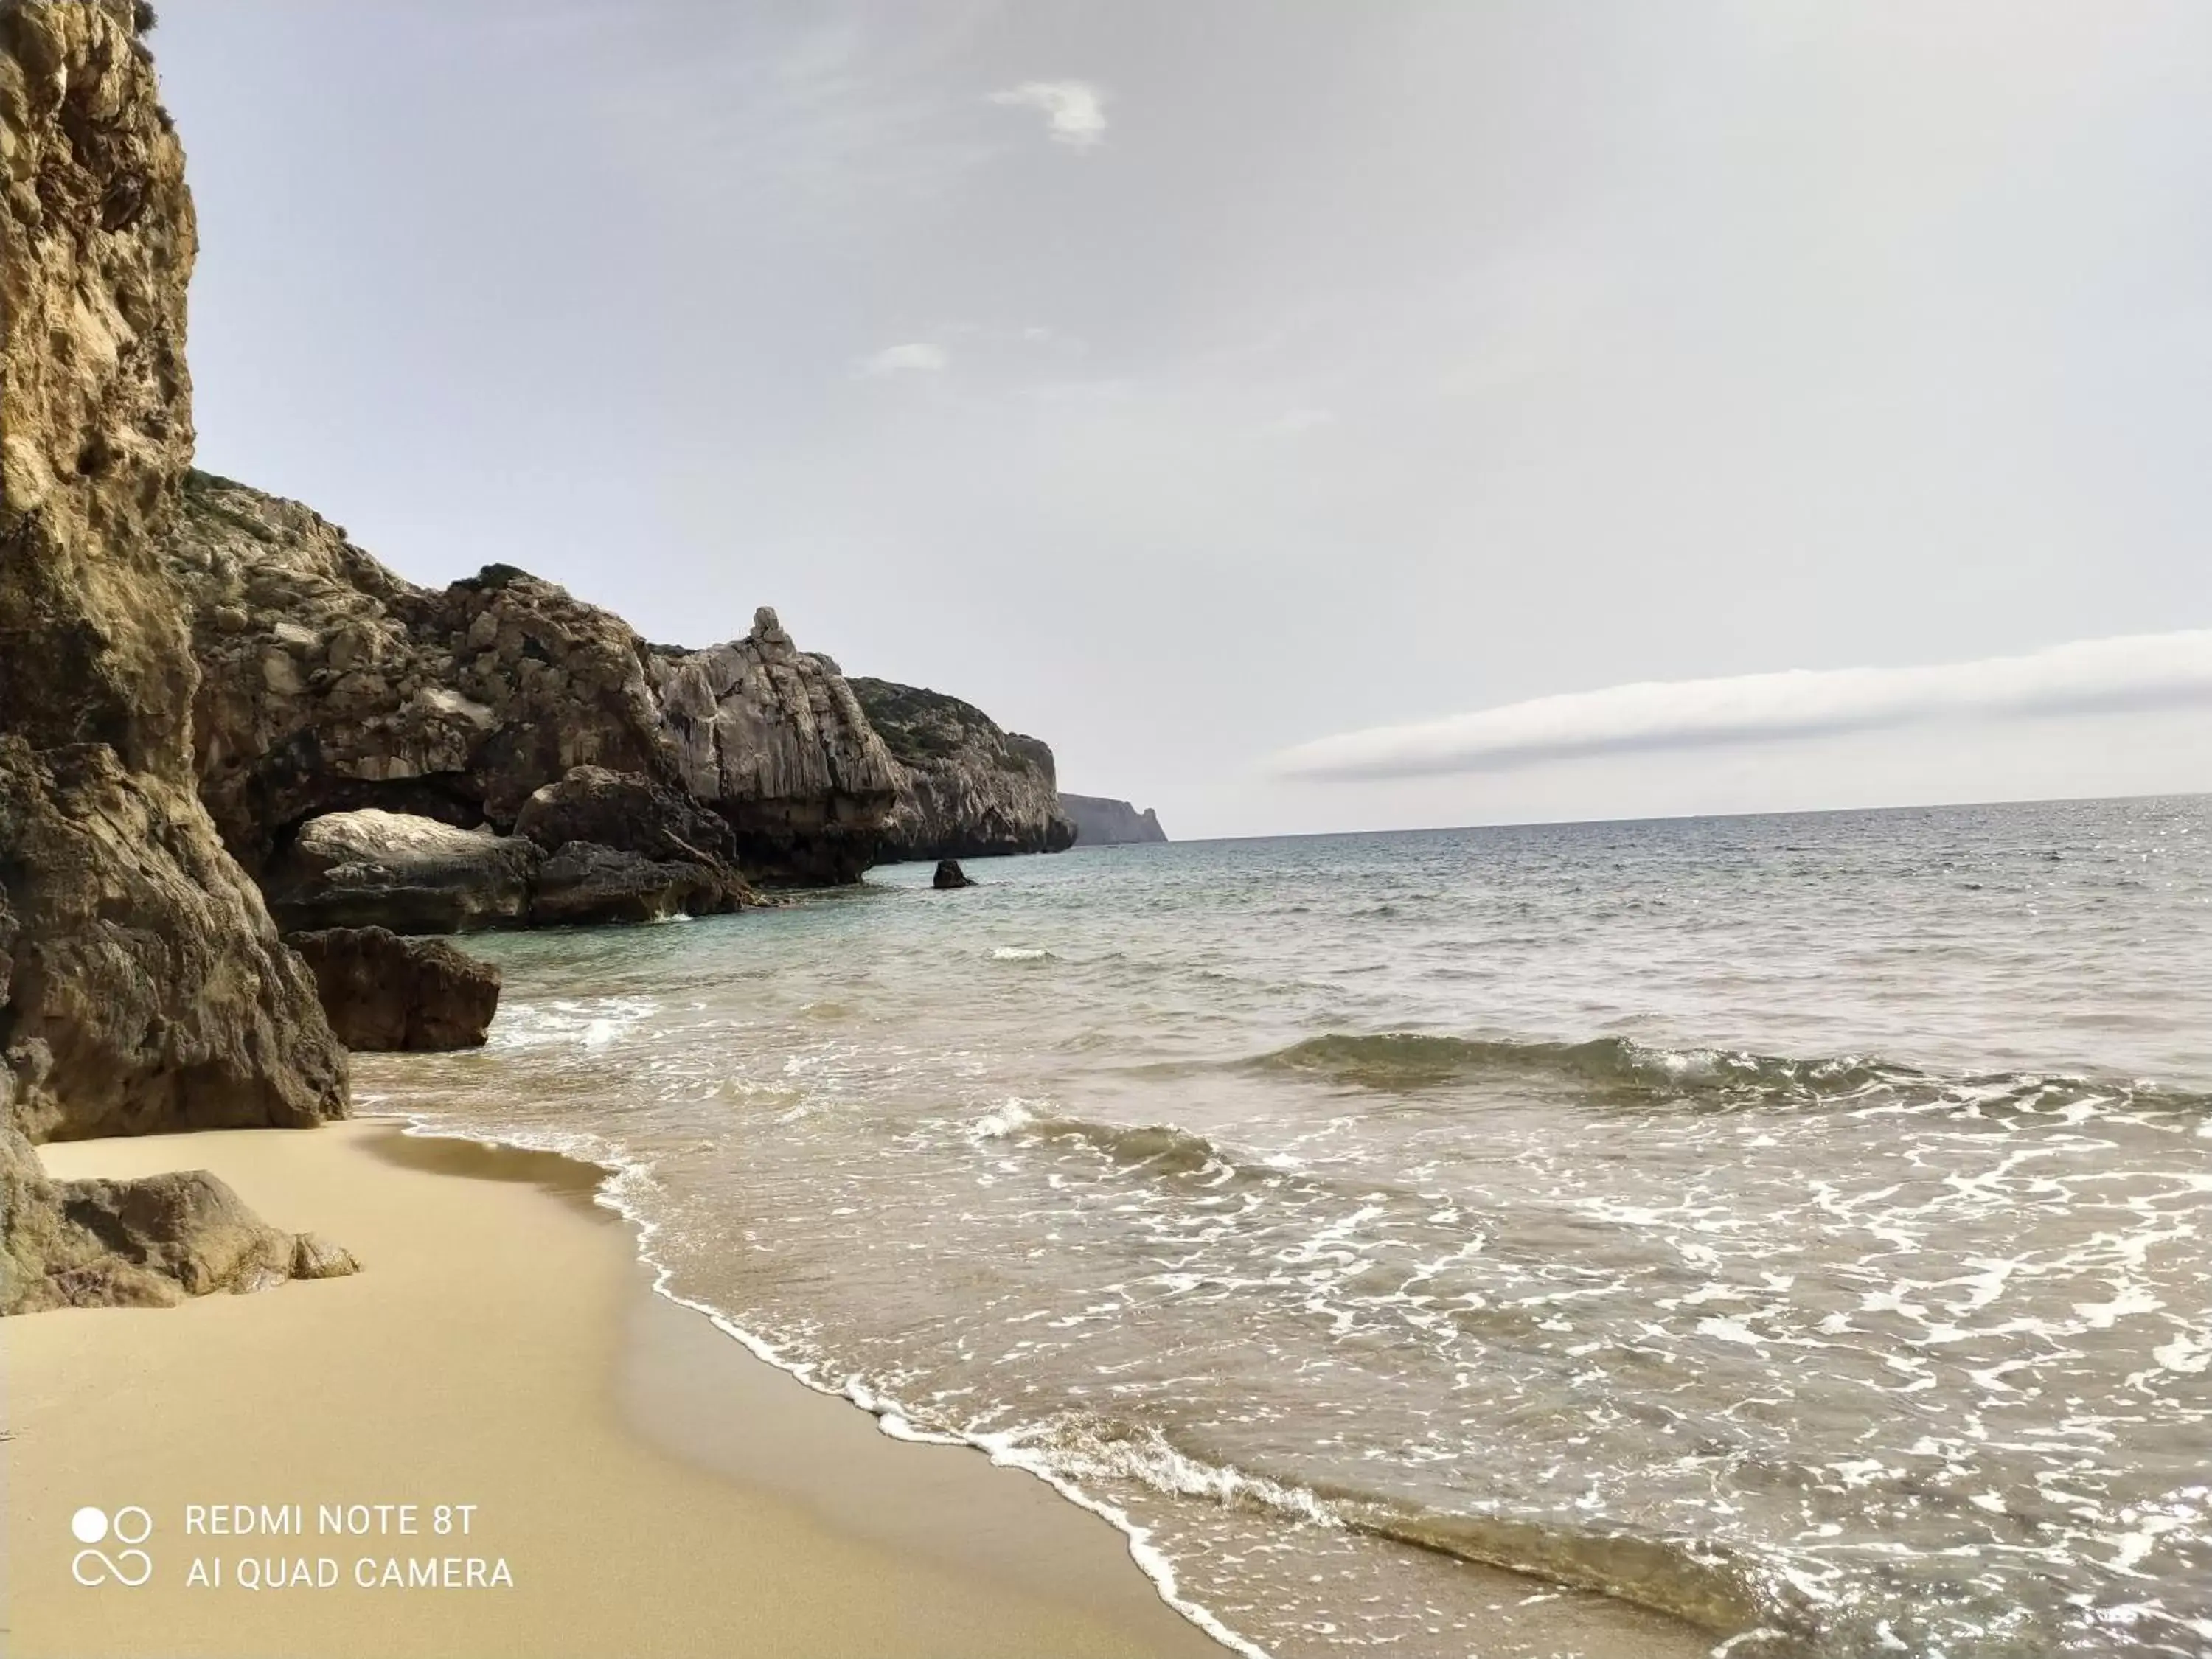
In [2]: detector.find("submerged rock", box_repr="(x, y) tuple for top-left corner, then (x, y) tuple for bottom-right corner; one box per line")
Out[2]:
(848, 678), (1075, 863)
(266, 809), (540, 935)
(1060, 793), (1169, 846)
(286, 926), (501, 1051)
(164, 473), (902, 886)
(933, 859), (976, 890)
(1, 1122), (358, 1314)
(0, 1), (348, 1147)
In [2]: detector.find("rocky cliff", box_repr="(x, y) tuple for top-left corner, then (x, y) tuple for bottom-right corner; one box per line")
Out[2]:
(1060, 793), (1169, 846)
(163, 474), (902, 885)
(846, 678), (1074, 862)
(0, 0), (348, 1146)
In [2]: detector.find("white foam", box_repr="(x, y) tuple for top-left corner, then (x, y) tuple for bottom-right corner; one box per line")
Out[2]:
(385, 1110), (1270, 1659)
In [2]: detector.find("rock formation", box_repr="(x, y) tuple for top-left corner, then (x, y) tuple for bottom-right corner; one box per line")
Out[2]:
(932, 859), (975, 890)
(164, 474), (902, 886)
(0, 0), (348, 1145)
(1060, 793), (1169, 846)
(1, 1118), (358, 1313)
(267, 808), (540, 934)
(847, 678), (1075, 862)
(1, 2), (355, 1313)
(286, 927), (501, 1052)
(265, 783), (751, 934)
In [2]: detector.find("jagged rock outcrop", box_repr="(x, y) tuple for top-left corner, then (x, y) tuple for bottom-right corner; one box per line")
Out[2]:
(287, 927), (500, 1052)
(1, 1118), (358, 1313)
(847, 678), (1075, 863)
(932, 859), (975, 890)
(1060, 793), (1169, 846)
(164, 475), (902, 885)
(0, 0), (349, 1148)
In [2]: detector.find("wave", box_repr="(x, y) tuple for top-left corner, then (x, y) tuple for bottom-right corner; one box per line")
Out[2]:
(1248, 1032), (2209, 1116)
(1020, 1412), (1787, 1641)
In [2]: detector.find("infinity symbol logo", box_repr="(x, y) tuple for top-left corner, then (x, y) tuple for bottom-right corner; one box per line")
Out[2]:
(71, 1506), (153, 1587)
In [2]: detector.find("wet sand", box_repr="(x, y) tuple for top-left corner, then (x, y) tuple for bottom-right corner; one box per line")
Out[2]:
(1, 1120), (1227, 1658)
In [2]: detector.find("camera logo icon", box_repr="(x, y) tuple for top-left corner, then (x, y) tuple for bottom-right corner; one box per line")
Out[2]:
(71, 1506), (153, 1587)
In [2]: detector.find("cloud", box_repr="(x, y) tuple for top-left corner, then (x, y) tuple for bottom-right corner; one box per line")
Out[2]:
(988, 80), (1108, 149)
(859, 341), (948, 376)
(1270, 631), (2212, 782)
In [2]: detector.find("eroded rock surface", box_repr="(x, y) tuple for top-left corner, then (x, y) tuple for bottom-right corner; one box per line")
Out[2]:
(287, 926), (500, 1051)
(0, 0), (347, 1147)
(1, 1121), (358, 1313)
(848, 678), (1074, 863)
(270, 796), (748, 933)
(164, 476), (901, 885)
(266, 808), (540, 934)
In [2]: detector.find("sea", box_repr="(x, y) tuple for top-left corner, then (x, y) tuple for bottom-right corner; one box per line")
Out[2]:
(357, 795), (2212, 1658)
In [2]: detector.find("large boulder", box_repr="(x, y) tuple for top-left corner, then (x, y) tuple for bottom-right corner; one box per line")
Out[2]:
(265, 808), (541, 934)
(0, 0), (347, 1147)
(164, 473), (903, 886)
(1, 1121), (358, 1314)
(529, 841), (744, 927)
(286, 927), (500, 1051)
(847, 678), (1076, 862)
(515, 764), (740, 865)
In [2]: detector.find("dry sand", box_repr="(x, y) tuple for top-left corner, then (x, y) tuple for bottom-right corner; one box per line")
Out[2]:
(1, 1120), (1228, 1659)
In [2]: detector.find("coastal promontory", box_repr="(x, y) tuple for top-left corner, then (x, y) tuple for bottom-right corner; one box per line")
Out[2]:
(1060, 793), (1169, 846)
(163, 473), (903, 887)
(847, 677), (1076, 862)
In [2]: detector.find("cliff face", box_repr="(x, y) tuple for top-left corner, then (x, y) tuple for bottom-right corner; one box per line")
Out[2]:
(0, 1), (347, 1143)
(1060, 793), (1168, 846)
(846, 678), (1074, 862)
(163, 475), (901, 884)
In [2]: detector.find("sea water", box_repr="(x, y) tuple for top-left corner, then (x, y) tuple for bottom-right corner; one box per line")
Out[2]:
(360, 796), (2212, 1658)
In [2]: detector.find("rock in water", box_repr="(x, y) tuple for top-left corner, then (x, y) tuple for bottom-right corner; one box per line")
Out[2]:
(515, 765), (751, 922)
(933, 860), (976, 890)
(847, 678), (1077, 862)
(0, 0), (348, 1144)
(285, 927), (501, 1051)
(528, 841), (742, 927)
(164, 468), (903, 886)
(1, 1121), (358, 1313)
(1060, 793), (1169, 846)
(265, 809), (542, 934)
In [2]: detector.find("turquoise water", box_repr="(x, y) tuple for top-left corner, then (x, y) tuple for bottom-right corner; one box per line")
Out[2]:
(363, 796), (2212, 1657)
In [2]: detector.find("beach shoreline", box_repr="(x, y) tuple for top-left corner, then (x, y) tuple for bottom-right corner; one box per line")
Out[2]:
(1, 1119), (1228, 1659)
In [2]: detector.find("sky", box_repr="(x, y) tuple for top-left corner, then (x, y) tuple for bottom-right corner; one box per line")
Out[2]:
(153, 1), (2212, 839)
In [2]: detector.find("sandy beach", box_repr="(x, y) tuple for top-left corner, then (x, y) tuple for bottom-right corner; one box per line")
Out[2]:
(1, 1120), (1228, 1659)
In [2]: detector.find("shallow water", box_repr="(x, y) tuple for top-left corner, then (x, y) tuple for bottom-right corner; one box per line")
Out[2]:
(362, 796), (2212, 1658)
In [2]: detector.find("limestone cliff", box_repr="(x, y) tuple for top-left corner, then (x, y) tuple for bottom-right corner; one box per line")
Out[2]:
(846, 678), (1074, 862)
(1060, 793), (1169, 846)
(0, 0), (348, 1145)
(163, 474), (902, 885)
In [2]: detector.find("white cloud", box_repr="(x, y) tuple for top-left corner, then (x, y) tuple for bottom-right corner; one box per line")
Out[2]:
(859, 341), (948, 376)
(1271, 631), (2212, 782)
(988, 80), (1108, 150)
